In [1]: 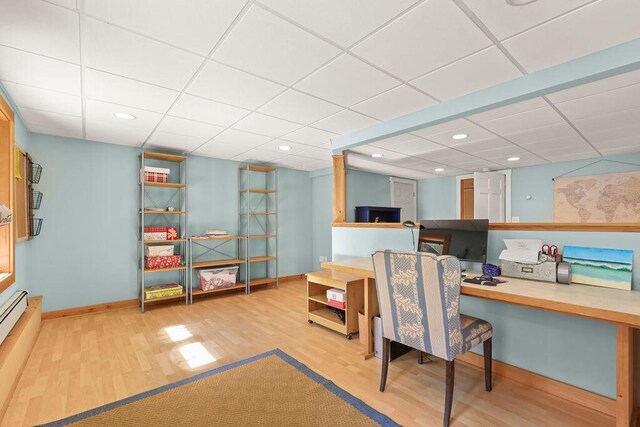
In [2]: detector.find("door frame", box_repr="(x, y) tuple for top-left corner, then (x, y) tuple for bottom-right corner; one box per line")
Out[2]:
(456, 169), (512, 222)
(389, 176), (417, 222)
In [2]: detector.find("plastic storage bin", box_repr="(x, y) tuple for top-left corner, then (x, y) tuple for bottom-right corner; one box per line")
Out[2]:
(197, 266), (239, 291)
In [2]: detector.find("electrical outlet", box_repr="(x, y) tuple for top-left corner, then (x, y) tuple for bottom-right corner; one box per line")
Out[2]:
(511, 216), (520, 223)
(319, 256), (328, 263)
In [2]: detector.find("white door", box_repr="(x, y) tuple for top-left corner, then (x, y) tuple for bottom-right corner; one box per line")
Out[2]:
(474, 172), (506, 222)
(390, 177), (416, 222)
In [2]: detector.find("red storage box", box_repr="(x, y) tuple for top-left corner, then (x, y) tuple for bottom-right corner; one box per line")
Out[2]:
(144, 226), (168, 240)
(327, 299), (346, 310)
(145, 255), (181, 270)
(143, 166), (170, 183)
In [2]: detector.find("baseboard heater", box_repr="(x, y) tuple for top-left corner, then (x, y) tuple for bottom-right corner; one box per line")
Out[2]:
(0, 291), (29, 346)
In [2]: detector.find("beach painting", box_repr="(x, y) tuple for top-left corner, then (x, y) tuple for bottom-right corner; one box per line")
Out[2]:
(563, 246), (633, 290)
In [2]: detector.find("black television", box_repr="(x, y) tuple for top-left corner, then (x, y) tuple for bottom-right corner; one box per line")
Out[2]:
(418, 219), (489, 263)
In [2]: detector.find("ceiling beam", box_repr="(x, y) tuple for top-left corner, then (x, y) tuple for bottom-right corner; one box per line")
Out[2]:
(331, 37), (640, 153)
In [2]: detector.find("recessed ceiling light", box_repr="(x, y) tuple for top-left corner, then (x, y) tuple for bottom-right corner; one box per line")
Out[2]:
(507, 156), (521, 162)
(435, 168), (445, 172)
(114, 112), (136, 120)
(278, 145), (292, 151)
(506, 0), (539, 5)
(371, 153), (384, 158)
(452, 133), (468, 140)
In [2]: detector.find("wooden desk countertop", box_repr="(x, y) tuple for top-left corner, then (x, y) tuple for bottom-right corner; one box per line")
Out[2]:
(321, 257), (640, 328)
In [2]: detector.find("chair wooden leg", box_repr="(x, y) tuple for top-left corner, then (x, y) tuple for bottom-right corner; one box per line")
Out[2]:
(484, 338), (492, 392)
(380, 337), (390, 392)
(444, 360), (455, 427)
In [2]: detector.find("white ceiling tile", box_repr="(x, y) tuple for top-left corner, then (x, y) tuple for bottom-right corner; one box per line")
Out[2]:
(410, 47), (522, 101)
(170, 94), (249, 127)
(233, 112), (302, 137)
(0, 46), (81, 95)
(350, 145), (405, 160)
(554, 83), (640, 121)
(85, 99), (163, 145)
(84, 18), (203, 90)
(258, 139), (313, 154)
(84, 69), (180, 113)
(313, 109), (379, 134)
(572, 107), (640, 134)
(478, 106), (564, 135)
(461, 0), (593, 40)
(454, 137), (514, 154)
(281, 126), (337, 148)
(503, 0), (640, 72)
(157, 116), (224, 140)
(547, 69), (640, 103)
(30, 124), (82, 139)
(213, 129), (272, 149)
(85, 120), (148, 146)
(46, 0), (77, 9)
(231, 148), (284, 162)
(418, 119), (497, 146)
(376, 137), (442, 156)
(352, 0), (491, 80)
(0, 0), (79, 63)
(351, 85), (437, 120)
(547, 152), (601, 163)
(258, 0), (418, 47)
(85, 0), (246, 55)
(294, 146), (333, 161)
(535, 143), (598, 161)
(19, 107), (82, 134)
(192, 141), (248, 159)
(2, 81), (81, 116)
(213, 6), (340, 85)
(595, 137), (640, 156)
(146, 132), (206, 152)
(504, 122), (579, 145)
(187, 60), (286, 110)
(466, 97), (547, 122)
(295, 54), (399, 107)
(580, 122), (640, 145)
(258, 90), (342, 124)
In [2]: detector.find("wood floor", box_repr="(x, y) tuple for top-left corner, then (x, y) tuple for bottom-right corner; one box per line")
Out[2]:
(3, 281), (614, 426)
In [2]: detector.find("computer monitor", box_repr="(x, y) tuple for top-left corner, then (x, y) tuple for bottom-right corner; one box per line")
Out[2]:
(418, 219), (489, 263)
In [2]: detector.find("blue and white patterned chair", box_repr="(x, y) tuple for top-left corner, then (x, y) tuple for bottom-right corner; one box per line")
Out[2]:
(372, 250), (493, 427)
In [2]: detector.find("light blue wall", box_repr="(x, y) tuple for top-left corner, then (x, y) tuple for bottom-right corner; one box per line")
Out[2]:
(22, 132), (313, 312)
(0, 84), (31, 307)
(332, 227), (417, 262)
(310, 169), (332, 271)
(417, 175), (456, 220)
(346, 169), (391, 222)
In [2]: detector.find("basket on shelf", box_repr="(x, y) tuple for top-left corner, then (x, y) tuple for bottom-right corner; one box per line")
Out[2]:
(31, 190), (43, 210)
(31, 163), (43, 184)
(31, 218), (42, 237)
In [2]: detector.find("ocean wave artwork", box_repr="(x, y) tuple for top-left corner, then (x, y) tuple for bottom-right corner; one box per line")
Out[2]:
(563, 246), (633, 290)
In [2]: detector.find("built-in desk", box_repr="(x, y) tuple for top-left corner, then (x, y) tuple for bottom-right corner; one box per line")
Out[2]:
(321, 257), (639, 427)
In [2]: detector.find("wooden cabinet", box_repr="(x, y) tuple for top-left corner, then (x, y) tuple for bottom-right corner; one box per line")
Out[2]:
(306, 270), (364, 340)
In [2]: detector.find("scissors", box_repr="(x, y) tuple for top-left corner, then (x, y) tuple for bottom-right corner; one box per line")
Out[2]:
(542, 244), (558, 256)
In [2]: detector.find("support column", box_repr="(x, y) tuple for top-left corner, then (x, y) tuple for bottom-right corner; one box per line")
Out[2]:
(332, 154), (346, 224)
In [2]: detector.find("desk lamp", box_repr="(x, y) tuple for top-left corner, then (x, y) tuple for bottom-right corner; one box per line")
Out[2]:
(402, 220), (416, 251)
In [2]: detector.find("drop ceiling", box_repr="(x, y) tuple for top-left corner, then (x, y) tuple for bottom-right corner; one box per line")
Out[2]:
(0, 0), (639, 174)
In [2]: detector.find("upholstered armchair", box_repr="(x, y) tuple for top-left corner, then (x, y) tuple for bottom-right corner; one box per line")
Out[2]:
(372, 250), (493, 427)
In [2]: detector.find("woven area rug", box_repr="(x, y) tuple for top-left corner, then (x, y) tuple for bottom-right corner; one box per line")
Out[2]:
(40, 349), (398, 427)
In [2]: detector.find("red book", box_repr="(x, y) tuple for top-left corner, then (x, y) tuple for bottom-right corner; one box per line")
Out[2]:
(327, 299), (346, 310)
